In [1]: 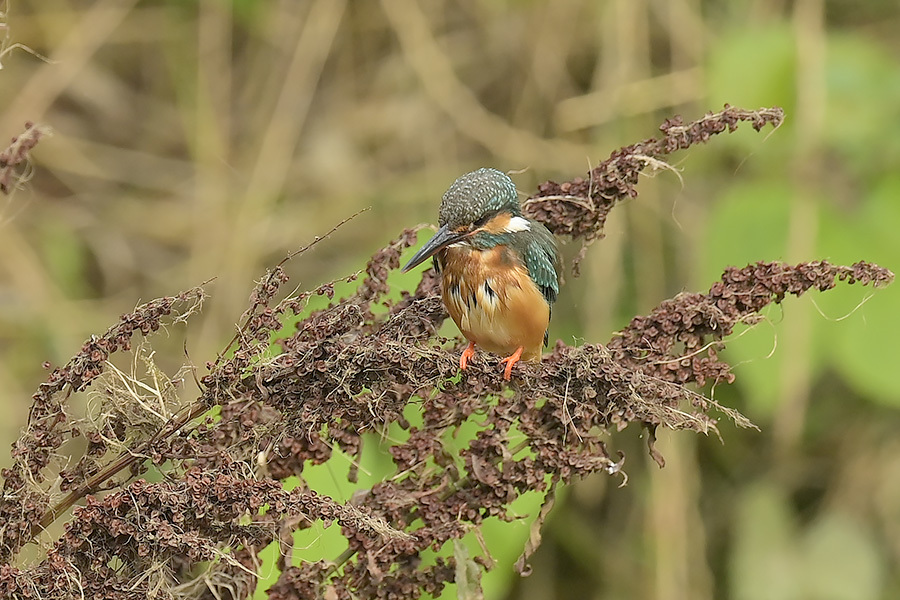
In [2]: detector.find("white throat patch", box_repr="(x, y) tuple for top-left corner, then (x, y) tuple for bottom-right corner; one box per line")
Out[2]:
(504, 216), (531, 233)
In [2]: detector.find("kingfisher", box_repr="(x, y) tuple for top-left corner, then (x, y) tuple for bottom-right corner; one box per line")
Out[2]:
(402, 168), (561, 380)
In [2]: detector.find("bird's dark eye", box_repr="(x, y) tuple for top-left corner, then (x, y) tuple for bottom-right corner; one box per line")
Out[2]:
(473, 211), (500, 228)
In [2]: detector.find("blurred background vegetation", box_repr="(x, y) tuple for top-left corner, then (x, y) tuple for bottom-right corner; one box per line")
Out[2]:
(1, 0), (899, 598)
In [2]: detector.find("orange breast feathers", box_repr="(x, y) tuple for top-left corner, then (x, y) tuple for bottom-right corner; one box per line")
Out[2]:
(438, 244), (550, 362)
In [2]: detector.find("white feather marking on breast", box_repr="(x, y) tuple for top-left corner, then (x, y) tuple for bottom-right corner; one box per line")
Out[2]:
(476, 279), (499, 315)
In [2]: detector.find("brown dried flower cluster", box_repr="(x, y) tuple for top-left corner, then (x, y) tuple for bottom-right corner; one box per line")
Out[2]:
(524, 105), (784, 272)
(0, 288), (206, 563)
(609, 260), (894, 386)
(0, 121), (50, 194)
(0, 107), (893, 599)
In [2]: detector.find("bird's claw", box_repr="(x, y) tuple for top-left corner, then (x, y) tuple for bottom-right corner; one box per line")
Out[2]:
(499, 347), (524, 381)
(460, 341), (477, 371)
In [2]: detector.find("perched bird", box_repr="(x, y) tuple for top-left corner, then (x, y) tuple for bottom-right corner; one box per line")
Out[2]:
(402, 168), (561, 380)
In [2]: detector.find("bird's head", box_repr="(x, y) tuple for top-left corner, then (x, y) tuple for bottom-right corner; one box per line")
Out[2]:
(402, 168), (531, 272)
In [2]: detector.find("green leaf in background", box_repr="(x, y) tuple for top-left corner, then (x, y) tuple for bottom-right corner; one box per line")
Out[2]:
(707, 24), (796, 151)
(453, 539), (484, 600)
(816, 175), (900, 406)
(473, 489), (545, 600)
(730, 485), (885, 600)
(425, 417), (546, 599)
(824, 34), (900, 180)
(253, 435), (398, 599)
(730, 483), (800, 600)
(251, 402), (545, 600)
(39, 217), (91, 299)
(800, 512), (884, 600)
(703, 181), (795, 416)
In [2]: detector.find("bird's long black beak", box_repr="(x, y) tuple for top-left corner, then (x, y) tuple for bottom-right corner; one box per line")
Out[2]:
(401, 224), (465, 272)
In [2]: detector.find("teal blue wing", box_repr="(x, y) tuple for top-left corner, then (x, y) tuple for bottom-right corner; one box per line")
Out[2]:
(522, 220), (561, 346)
(523, 221), (561, 306)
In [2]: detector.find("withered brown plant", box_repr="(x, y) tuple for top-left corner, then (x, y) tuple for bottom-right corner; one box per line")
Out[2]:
(0, 106), (893, 600)
(0, 121), (48, 195)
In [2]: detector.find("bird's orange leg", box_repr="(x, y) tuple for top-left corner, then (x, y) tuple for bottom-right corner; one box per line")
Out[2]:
(460, 341), (477, 370)
(499, 346), (524, 381)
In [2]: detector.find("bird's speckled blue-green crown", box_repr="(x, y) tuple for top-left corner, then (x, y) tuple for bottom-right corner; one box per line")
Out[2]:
(438, 168), (520, 228)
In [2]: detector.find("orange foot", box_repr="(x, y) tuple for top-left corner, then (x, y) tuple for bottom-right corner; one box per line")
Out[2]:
(499, 347), (524, 381)
(459, 341), (477, 370)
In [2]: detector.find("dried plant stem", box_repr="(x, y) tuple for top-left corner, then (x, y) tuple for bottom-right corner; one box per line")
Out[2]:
(35, 401), (210, 535)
